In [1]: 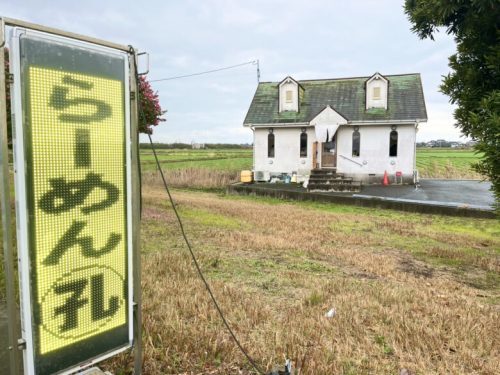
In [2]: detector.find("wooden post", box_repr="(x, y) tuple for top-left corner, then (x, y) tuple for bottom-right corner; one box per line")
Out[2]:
(312, 142), (318, 169)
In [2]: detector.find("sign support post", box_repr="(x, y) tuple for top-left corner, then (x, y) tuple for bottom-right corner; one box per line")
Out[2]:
(129, 50), (142, 375)
(0, 17), (22, 375)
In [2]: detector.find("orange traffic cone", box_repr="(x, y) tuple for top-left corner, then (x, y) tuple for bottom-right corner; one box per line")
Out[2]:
(383, 170), (389, 186)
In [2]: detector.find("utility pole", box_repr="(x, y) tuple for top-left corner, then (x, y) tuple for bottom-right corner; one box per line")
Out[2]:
(256, 59), (260, 83)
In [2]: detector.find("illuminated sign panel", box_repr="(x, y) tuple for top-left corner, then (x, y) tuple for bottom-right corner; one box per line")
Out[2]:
(12, 30), (133, 374)
(31, 67), (127, 355)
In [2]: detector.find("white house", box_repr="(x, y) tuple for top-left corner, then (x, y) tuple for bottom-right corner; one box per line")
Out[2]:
(243, 73), (427, 186)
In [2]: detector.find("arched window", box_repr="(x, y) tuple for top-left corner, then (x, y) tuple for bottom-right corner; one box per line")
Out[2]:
(300, 132), (307, 157)
(389, 130), (398, 157)
(268, 132), (275, 158)
(352, 130), (360, 157)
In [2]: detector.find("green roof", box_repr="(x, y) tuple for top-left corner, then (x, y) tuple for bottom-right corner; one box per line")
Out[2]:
(243, 73), (427, 125)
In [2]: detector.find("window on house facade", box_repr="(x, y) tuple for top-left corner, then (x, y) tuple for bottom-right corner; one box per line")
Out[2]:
(285, 90), (293, 103)
(300, 132), (307, 157)
(352, 130), (360, 157)
(268, 132), (275, 158)
(389, 130), (398, 157)
(372, 87), (381, 100)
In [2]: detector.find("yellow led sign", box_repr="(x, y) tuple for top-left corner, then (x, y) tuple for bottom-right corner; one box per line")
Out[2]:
(29, 67), (127, 355)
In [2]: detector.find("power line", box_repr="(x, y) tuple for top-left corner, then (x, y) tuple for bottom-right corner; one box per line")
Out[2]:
(150, 60), (259, 83)
(133, 54), (264, 374)
(146, 134), (265, 375)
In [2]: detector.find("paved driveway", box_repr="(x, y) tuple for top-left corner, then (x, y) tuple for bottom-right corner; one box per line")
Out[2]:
(359, 179), (494, 209)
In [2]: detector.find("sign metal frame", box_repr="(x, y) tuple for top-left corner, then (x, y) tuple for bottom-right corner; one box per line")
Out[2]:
(0, 17), (22, 375)
(0, 17), (141, 375)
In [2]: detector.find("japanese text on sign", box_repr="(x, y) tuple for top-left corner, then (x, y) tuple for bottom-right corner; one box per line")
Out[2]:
(29, 67), (128, 354)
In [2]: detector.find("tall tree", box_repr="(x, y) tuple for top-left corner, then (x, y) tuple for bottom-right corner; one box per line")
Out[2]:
(405, 0), (499, 206)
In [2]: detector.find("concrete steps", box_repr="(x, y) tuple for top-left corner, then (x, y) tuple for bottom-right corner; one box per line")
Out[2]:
(307, 169), (361, 193)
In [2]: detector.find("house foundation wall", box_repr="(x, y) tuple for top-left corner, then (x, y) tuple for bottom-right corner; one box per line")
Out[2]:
(344, 173), (415, 185)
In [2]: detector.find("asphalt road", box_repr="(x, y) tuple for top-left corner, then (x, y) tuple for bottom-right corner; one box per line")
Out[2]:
(360, 179), (494, 209)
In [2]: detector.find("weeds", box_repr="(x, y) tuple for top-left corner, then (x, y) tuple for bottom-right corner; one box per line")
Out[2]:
(104, 188), (499, 374)
(374, 335), (395, 356)
(142, 169), (238, 191)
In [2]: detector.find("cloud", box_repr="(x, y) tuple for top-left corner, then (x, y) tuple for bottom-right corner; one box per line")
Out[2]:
(417, 102), (469, 142)
(6, 0), (463, 143)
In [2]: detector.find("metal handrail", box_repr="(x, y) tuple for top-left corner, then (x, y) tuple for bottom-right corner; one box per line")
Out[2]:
(339, 154), (363, 167)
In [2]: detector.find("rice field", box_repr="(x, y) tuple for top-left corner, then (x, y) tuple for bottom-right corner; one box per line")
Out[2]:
(416, 149), (483, 179)
(139, 147), (484, 190)
(140, 149), (253, 172)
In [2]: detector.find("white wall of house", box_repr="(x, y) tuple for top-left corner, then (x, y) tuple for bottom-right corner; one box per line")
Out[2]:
(254, 126), (314, 177)
(336, 124), (416, 182)
(252, 123), (417, 183)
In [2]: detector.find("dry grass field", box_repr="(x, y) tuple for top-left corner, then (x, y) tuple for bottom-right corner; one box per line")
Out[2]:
(0, 148), (495, 375)
(105, 180), (500, 374)
(141, 169), (240, 191)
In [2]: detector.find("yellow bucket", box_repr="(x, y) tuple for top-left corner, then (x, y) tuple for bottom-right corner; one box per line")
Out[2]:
(240, 170), (253, 183)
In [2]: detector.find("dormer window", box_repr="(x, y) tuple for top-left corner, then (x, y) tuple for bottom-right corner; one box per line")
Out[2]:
(366, 72), (388, 110)
(279, 76), (303, 112)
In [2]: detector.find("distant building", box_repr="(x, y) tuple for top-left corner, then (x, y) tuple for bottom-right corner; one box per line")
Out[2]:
(426, 140), (437, 147)
(243, 72), (427, 184)
(465, 140), (477, 148)
(191, 142), (205, 149)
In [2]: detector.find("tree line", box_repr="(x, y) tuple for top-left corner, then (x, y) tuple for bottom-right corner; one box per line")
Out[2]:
(140, 143), (252, 150)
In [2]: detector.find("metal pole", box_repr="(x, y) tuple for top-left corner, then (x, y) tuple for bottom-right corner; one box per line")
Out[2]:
(0, 19), (21, 375)
(129, 50), (142, 375)
(256, 59), (260, 83)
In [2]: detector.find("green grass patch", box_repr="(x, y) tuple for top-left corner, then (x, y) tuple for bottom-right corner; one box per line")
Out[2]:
(178, 207), (244, 230)
(416, 148), (483, 178)
(462, 271), (500, 290)
(140, 149), (252, 172)
(225, 191), (450, 223)
(303, 290), (324, 306)
(428, 219), (500, 245)
(202, 248), (337, 296)
(374, 335), (395, 356)
(141, 216), (181, 254)
(286, 259), (336, 274)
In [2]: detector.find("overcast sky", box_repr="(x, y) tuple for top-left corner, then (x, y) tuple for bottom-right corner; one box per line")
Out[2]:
(3, 0), (464, 143)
